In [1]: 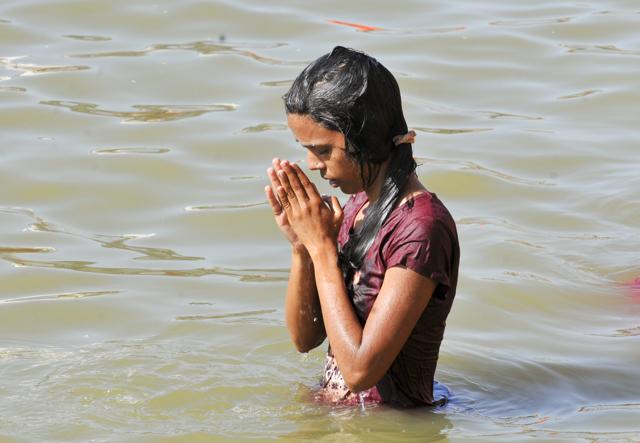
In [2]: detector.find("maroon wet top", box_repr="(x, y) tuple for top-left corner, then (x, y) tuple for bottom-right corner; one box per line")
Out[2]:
(334, 190), (459, 406)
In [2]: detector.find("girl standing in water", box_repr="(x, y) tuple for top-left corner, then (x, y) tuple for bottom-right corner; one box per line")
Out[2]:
(265, 46), (459, 407)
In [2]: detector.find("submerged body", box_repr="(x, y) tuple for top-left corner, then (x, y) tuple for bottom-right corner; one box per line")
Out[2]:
(265, 46), (460, 408)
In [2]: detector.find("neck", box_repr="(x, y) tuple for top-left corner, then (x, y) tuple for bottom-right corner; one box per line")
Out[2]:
(363, 160), (389, 203)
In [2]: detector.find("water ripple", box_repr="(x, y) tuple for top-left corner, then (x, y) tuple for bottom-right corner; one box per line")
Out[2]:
(477, 110), (543, 121)
(1, 291), (121, 304)
(0, 205), (283, 280)
(579, 403), (640, 412)
(0, 56), (90, 76)
(0, 86), (26, 93)
(560, 43), (640, 56)
(92, 147), (171, 155)
(69, 40), (297, 65)
(415, 157), (554, 186)
(379, 25), (467, 36)
(241, 123), (287, 133)
(0, 246), (54, 254)
(610, 326), (640, 337)
(475, 428), (640, 442)
(62, 34), (111, 42)
(176, 309), (277, 321)
(557, 89), (602, 100)
(39, 100), (237, 123)
(0, 254), (288, 282)
(228, 175), (259, 181)
(414, 126), (493, 135)
(185, 202), (267, 211)
(489, 16), (572, 27)
(260, 79), (292, 87)
(1, 206), (202, 262)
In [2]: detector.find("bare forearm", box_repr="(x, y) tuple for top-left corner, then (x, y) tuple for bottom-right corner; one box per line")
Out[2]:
(285, 248), (326, 352)
(310, 245), (375, 391)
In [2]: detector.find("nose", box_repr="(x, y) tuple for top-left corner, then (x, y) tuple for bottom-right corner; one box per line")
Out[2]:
(306, 151), (325, 171)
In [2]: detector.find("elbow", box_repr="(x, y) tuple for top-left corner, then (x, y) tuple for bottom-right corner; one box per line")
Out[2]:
(293, 340), (314, 354)
(291, 334), (325, 354)
(342, 368), (378, 394)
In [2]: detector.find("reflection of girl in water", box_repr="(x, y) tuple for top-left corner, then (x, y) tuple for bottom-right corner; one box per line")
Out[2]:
(265, 46), (460, 407)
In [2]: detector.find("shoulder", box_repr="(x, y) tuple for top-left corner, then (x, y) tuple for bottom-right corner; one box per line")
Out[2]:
(380, 191), (459, 292)
(384, 192), (455, 242)
(380, 191), (459, 267)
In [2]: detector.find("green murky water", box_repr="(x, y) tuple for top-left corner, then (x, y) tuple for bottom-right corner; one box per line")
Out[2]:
(1, 1), (639, 441)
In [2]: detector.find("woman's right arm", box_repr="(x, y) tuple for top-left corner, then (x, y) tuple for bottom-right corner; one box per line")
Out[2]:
(285, 247), (326, 352)
(266, 159), (326, 352)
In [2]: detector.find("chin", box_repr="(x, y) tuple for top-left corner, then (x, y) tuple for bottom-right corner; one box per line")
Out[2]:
(340, 185), (360, 194)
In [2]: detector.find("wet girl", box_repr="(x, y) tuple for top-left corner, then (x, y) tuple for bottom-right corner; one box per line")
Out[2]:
(265, 46), (460, 407)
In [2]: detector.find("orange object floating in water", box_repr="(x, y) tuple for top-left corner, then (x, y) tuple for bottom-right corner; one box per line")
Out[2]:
(327, 19), (383, 32)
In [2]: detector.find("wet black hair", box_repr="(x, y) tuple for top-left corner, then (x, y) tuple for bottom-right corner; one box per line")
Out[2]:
(284, 46), (417, 272)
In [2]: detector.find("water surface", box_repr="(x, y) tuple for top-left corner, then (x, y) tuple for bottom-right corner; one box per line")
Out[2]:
(1, 0), (639, 441)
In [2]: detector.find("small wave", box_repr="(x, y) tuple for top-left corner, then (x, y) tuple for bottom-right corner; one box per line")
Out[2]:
(579, 403), (640, 412)
(1, 254), (288, 281)
(414, 126), (493, 135)
(489, 17), (572, 27)
(0, 206), (36, 217)
(0, 246), (54, 254)
(597, 326), (640, 337)
(228, 175), (259, 181)
(560, 43), (640, 56)
(0, 56), (90, 76)
(500, 270), (553, 283)
(476, 110), (543, 121)
(415, 157), (554, 186)
(557, 89), (602, 100)
(260, 79), (292, 87)
(40, 100), (237, 123)
(62, 34), (111, 42)
(0, 86), (26, 93)
(365, 25), (467, 36)
(176, 309), (276, 321)
(69, 40), (298, 65)
(92, 147), (171, 155)
(1, 291), (121, 304)
(185, 202), (266, 211)
(5, 208), (200, 262)
(241, 123), (287, 133)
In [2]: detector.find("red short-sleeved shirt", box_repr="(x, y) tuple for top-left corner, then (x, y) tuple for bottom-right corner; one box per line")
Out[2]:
(331, 190), (460, 406)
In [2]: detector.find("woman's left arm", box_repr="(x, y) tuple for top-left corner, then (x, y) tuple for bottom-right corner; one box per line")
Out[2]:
(275, 161), (437, 393)
(311, 249), (436, 392)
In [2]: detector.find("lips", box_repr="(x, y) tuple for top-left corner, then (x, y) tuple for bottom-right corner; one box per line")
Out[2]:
(328, 179), (339, 187)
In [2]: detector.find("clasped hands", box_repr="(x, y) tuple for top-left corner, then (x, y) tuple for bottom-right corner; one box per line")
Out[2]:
(265, 158), (343, 257)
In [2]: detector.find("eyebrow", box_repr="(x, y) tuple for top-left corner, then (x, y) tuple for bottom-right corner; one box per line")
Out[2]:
(295, 139), (332, 150)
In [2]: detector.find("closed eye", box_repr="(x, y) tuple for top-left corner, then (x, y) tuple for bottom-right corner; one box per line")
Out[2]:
(299, 142), (332, 158)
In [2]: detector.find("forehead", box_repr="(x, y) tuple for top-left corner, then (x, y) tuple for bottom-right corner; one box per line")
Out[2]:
(287, 114), (344, 147)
